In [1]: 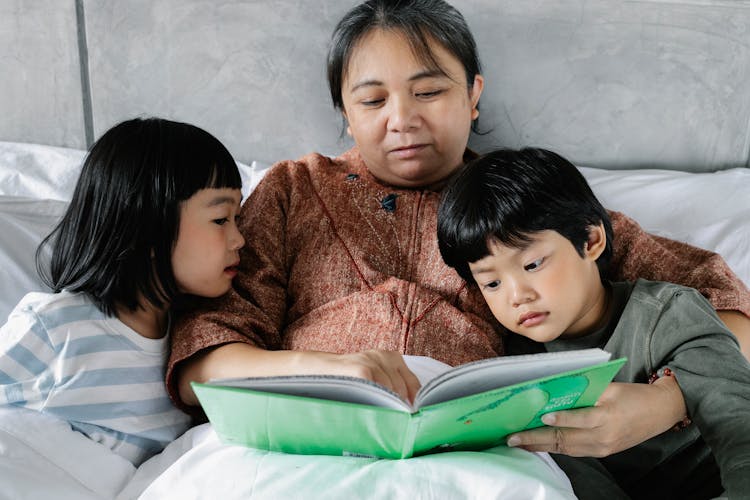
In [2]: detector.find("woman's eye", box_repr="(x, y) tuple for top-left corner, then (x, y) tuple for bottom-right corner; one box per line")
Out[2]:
(416, 90), (443, 98)
(361, 98), (385, 107)
(524, 258), (544, 271)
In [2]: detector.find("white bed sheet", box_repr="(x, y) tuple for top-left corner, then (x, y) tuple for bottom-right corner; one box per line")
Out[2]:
(1, 141), (749, 498)
(0, 407), (135, 499)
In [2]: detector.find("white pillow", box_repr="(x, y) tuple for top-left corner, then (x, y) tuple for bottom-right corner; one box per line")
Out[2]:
(580, 166), (749, 288)
(0, 197), (65, 321)
(0, 140), (266, 203)
(0, 141), (84, 201)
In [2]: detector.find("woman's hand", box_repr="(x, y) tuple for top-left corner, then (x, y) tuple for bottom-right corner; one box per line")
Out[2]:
(506, 377), (687, 457)
(310, 350), (422, 404)
(177, 343), (421, 406)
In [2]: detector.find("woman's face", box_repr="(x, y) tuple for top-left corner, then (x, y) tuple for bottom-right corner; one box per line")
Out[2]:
(341, 29), (483, 189)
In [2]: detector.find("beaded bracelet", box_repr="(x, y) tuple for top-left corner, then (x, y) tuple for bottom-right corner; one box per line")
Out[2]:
(648, 367), (692, 431)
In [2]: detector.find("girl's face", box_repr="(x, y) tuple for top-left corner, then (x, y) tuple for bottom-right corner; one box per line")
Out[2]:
(341, 29), (483, 189)
(468, 228), (609, 343)
(171, 188), (244, 298)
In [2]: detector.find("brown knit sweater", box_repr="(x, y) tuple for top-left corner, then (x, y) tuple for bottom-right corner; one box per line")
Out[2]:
(168, 148), (750, 408)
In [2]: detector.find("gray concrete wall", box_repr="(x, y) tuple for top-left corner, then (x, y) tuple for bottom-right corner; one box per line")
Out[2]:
(1, 0), (749, 171)
(0, 0), (87, 149)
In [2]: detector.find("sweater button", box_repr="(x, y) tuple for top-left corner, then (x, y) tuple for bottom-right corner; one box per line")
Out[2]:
(380, 193), (398, 212)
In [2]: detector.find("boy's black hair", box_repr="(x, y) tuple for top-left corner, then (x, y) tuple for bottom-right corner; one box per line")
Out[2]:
(36, 117), (242, 316)
(437, 147), (613, 283)
(327, 0), (483, 132)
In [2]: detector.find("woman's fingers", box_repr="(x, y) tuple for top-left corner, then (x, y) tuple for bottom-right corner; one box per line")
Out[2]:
(507, 381), (688, 457)
(337, 350), (421, 403)
(508, 426), (623, 457)
(399, 364), (422, 403)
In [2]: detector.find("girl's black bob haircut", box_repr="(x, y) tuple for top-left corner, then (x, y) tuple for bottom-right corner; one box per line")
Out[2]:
(36, 117), (241, 316)
(327, 0), (483, 132)
(437, 147), (614, 283)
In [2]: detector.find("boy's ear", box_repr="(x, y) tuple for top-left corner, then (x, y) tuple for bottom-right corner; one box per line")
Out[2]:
(584, 223), (607, 260)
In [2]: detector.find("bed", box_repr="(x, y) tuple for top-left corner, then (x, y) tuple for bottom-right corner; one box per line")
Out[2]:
(1, 141), (748, 499)
(1, 0), (749, 498)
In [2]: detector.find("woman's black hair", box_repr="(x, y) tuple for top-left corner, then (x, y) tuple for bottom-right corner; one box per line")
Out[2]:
(36, 117), (241, 316)
(327, 0), (483, 131)
(437, 148), (614, 283)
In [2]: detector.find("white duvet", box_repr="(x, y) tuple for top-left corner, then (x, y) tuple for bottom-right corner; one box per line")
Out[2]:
(1, 141), (748, 498)
(0, 406), (575, 499)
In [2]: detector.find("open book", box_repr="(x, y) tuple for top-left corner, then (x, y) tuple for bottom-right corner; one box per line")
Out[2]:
(192, 348), (626, 459)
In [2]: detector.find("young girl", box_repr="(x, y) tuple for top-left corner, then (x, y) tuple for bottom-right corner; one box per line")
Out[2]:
(0, 117), (244, 467)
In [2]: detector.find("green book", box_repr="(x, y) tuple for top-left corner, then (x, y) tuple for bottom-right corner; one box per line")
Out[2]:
(192, 348), (626, 459)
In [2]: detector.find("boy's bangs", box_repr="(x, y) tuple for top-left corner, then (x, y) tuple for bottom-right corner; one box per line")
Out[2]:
(460, 210), (535, 265)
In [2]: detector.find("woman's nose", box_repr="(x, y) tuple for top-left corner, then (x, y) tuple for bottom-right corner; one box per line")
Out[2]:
(387, 96), (419, 132)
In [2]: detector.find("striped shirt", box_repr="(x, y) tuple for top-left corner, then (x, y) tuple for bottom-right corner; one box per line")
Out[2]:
(0, 291), (191, 466)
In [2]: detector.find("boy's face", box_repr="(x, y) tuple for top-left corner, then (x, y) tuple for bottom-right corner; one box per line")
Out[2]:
(468, 228), (608, 342)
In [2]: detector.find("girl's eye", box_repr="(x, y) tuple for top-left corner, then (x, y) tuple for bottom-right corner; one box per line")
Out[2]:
(213, 218), (229, 226)
(524, 258), (544, 272)
(482, 280), (501, 291)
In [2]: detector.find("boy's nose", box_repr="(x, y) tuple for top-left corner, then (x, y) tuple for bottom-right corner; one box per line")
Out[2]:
(510, 281), (535, 307)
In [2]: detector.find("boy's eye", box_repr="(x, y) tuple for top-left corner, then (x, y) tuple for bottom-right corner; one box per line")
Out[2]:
(482, 280), (501, 291)
(524, 258), (544, 271)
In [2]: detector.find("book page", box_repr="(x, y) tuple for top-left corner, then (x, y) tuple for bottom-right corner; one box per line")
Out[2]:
(403, 355), (453, 386)
(415, 348), (612, 408)
(209, 375), (413, 411)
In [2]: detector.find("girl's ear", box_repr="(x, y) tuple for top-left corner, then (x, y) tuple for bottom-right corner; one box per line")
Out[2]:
(584, 222), (607, 261)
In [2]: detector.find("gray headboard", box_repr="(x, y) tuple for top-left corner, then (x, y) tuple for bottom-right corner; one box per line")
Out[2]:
(2, 0), (750, 172)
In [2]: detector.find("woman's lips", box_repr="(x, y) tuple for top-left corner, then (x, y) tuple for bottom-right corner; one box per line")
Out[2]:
(389, 144), (427, 159)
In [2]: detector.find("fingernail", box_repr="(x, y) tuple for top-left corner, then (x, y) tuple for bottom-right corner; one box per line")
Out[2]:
(541, 413), (555, 425)
(507, 435), (520, 447)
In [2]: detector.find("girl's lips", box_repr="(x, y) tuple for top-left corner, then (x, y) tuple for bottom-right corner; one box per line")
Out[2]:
(224, 266), (239, 277)
(518, 312), (548, 327)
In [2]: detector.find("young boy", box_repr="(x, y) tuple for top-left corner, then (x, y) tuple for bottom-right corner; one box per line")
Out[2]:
(436, 148), (750, 499)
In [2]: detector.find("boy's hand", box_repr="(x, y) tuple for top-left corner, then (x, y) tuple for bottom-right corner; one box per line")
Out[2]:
(506, 378), (687, 457)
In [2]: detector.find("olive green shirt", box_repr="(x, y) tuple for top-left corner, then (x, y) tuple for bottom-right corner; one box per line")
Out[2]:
(545, 279), (750, 499)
